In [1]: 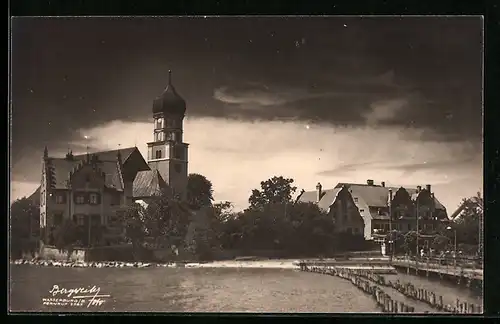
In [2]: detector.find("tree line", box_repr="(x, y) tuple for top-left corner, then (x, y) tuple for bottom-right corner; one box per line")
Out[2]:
(10, 175), (483, 261)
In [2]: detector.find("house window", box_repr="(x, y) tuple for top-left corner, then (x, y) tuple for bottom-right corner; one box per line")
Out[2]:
(155, 150), (162, 159)
(54, 213), (63, 226)
(75, 194), (85, 204)
(111, 192), (121, 205)
(55, 193), (65, 204)
(155, 117), (164, 129)
(89, 193), (100, 205)
(73, 214), (86, 226)
(354, 197), (358, 203)
(407, 223), (412, 231)
(399, 210), (405, 218)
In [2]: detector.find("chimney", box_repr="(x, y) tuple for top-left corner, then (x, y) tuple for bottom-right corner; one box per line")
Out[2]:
(381, 181), (385, 187)
(367, 179), (374, 186)
(388, 188), (393, 206)
(426, 184), (431, 192)
(416, 185), (422, 193)
(316, 182), (322, 202)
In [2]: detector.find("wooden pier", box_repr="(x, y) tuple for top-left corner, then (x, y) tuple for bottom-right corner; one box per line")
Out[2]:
(298, 262), (483, 314)
(391, 258), (483, 289)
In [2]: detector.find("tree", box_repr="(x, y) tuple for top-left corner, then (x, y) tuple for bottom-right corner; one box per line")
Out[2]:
(402, 231), (418, 255)
(117, 202), (147, 250)
(187, 173), (214, 210)
(10, 197), (40, 259)
(431, 234), (450, 252)
(248, 176), (297, 210)
(145, 190), (191, 248)
(212, 201), (235, 223)
(53, 220), (79, 260)
(453, 194), (482, 248)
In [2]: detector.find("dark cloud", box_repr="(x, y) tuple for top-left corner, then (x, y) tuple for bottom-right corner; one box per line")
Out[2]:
(317, 156), (478, 178)
(11, 17), (482, 166)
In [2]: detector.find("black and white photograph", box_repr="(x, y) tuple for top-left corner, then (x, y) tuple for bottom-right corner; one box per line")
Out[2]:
(9, 16), (483, 313)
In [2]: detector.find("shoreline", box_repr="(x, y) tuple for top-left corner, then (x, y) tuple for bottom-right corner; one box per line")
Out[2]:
(10, 258), (396, 273)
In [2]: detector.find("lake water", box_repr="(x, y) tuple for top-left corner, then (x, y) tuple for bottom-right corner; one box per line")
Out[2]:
(9, 265), (482, 313)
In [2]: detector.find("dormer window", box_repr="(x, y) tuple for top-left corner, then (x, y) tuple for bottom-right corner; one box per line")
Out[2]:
(354, 197), (358, 203)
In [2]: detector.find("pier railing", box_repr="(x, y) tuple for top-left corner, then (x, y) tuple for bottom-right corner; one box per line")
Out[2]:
(392, 256), (483, 280)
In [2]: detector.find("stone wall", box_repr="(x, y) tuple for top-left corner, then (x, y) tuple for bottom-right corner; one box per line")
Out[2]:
(41, 247), (87, 261)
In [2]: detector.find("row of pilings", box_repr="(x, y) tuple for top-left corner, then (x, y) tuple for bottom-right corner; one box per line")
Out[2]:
(302, 264), (415, 313)
(351, 268), (482, 314)
(299, 263), (482, 314)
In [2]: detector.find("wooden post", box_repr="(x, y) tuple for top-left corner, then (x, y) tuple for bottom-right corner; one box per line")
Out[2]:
(438, 295), (443, 309)
(456, 299), (460, 312)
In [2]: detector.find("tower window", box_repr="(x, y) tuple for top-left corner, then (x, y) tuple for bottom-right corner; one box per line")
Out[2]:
(155, 118), (164, 129)
(155, 150), (162, 159)
(155, 132), (164, 142)
(174, 146), (182, 159)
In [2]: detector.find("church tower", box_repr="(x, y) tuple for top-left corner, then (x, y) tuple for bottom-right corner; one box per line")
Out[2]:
(147, 70), (189, 199)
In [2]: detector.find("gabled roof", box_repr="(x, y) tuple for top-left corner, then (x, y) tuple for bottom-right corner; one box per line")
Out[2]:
(133, 170), (168, 198)
(297, 188), (342, 212)
(28, 186), (40, 205)
(72, 147), (137, 162)
(45, 157), (124, 190)
(336, 183), (446, 211)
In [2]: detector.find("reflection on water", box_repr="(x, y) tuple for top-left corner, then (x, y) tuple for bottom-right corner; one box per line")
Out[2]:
(9, 266), (380, 313)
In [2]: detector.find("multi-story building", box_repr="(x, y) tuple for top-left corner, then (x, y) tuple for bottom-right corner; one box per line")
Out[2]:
(33, 70), (191, 246)
(298, 179), (449, 242)
(297, 183), (365, 236)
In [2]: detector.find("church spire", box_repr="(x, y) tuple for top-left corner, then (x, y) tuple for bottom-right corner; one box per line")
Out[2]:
(43, 146), (48, 159)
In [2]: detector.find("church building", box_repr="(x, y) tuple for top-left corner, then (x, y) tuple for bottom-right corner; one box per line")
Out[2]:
(35, 71), (191, 246)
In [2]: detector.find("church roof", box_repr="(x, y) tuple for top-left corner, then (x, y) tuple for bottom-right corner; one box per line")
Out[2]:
(133, 170), (168, 198)
(152, 70), (186, 115)
(72, 147), (137, 162)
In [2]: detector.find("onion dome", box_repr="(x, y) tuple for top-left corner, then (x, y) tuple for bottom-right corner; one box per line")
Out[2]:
(153, 70), (186, 115)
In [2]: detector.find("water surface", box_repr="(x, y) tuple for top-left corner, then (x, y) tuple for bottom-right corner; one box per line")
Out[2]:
(9, 265), (380, 313)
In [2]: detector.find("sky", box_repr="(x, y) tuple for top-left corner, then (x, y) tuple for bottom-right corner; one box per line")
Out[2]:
(10, 16), (483, 213)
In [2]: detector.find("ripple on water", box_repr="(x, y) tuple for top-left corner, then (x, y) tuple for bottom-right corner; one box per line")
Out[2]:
(10, 265), (379, 313)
